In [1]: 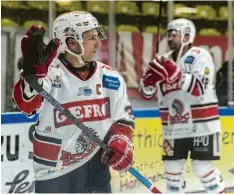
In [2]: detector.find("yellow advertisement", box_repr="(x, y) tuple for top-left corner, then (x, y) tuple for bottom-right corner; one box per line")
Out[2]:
(111, 117), (234, 193)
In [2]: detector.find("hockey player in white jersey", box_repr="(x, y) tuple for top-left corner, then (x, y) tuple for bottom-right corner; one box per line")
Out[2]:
(13, 11), (135, 193)
(139, 18), (225, 193)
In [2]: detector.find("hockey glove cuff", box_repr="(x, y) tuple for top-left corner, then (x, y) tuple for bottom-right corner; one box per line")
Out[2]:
(139, 67), (159, 100)
(101, 123), (134, 171)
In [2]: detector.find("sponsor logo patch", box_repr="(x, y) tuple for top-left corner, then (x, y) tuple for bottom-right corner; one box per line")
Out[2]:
(102, 75), (120, 90)
(161, 82), (180, 95)
(53, 97), (111, 128)
(184, 55), (195, 64)
(78, 87), (92, 96)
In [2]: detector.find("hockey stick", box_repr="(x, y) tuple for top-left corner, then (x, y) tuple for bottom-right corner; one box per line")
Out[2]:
(24, 75), (161, 194)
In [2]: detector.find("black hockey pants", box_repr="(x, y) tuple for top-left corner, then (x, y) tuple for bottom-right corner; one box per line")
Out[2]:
(35, 150), (111, 193)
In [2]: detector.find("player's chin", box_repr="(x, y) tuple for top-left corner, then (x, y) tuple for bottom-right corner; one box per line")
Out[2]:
(90, 52), (97, 59)
(83, 55), (95, 62)
(168, 43), (178, 50)
(168, 44), (176, 50)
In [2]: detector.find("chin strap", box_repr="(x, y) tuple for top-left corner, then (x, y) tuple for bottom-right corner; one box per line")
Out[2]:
(175, 39), (191, 66)
(175, 44), (183, 65)
(64, 41), (86, 65)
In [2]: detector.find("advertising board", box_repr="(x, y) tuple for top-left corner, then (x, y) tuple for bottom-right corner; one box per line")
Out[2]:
(1, 109), (234, 193)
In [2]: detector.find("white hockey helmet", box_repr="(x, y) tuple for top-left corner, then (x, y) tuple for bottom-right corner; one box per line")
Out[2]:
(167, 18), (196, 45)
(53, 11), (106, 61)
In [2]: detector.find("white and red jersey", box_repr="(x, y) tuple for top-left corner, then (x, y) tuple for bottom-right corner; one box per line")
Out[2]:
(157, 46), (220, 139)
(13, 59), (134, 180)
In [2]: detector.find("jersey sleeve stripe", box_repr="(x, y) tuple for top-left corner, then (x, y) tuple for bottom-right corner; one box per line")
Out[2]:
(34, 132), (62, 163)
(187, 75), (204, 96)
(12, 79), (42, 116)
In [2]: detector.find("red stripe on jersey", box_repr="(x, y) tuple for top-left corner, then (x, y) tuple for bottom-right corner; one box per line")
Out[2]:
(192, 106), (219, 119)
(191, 79), (204, 97)
(33, 139), (60, 161)
(159, 105), (218, 122)
(191, 81), (201, 96)
(13, 79), (42, 115)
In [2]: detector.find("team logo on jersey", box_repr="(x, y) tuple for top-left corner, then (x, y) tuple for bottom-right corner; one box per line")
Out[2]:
(75, 133), (97, 154)
(52, 75), (62, 88)
(184, 55), (194, 64)
(172, 99), (184, 115)
(169, 99), (190, 124)
(102, 75), (120, 90)
(53, 97), (111, 128)
(60, 132), (97, 166)
(78, 87), (92, 96)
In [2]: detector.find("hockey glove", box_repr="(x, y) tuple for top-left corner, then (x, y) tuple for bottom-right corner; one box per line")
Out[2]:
(21, 25), (60, 78)
(139, 67), (159, 100)
(152, 56), (182, 84)
(101, 123), (134, 171)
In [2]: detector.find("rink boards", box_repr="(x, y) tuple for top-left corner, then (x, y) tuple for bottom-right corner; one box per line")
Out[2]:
(1, 108), (234, 193)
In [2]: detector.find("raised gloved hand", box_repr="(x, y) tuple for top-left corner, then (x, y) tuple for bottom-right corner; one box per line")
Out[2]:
(101, 123), (134, 171)
(139, 66), (162, 100)
(151, 55), (181, 84)
(21, 25), (61, 78)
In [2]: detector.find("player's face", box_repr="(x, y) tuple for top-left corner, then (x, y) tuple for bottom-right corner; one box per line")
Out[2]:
(167, 30), (181, 51)
(82, 30), (102, 62)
